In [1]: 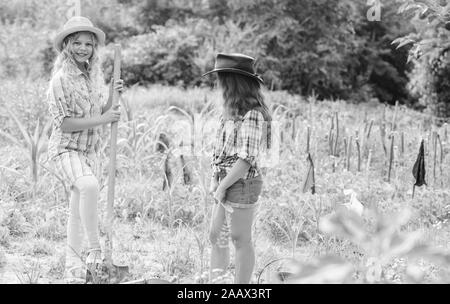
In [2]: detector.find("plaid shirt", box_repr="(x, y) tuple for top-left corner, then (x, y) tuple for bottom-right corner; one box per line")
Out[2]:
(212, 110), (265, 179)
(47, 67), (108, 160)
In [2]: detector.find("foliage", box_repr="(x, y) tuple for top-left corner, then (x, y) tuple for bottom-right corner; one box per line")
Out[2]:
(1, 83), (450, 283)
(0, 0), (432, 108)
(394, 0), (450, 117)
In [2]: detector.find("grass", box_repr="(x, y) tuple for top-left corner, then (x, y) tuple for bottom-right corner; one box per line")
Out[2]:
(0, 79), (449, 284)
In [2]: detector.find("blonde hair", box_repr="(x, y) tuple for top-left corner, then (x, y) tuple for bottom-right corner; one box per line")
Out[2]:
(50, 31), (104, 94)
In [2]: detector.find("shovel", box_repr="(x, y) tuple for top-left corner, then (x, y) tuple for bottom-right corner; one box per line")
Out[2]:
(86, 44), (130, 284)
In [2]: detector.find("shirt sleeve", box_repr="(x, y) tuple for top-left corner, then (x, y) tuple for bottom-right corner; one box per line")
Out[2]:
(47, 75), (73, 129)
(237, 110), (264, 165)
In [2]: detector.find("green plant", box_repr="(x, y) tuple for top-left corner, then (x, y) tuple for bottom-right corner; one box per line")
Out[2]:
(0, 108), (51, 185)
(14, 259), (42, 284)
(316, 208), (450, 283)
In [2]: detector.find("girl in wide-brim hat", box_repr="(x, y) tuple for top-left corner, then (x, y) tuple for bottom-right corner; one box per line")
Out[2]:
(204, 53), (272, 284)
(46, 16), (123, 284)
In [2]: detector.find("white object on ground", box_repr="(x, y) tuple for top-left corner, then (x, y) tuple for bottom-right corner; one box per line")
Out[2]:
(342, 189), (364, 216)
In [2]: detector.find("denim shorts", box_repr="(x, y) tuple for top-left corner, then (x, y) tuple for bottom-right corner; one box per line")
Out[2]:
(218, 173), (263, 209)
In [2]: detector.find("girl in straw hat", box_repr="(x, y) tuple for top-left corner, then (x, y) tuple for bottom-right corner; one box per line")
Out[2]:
(47, 16), (123, 283)
(203, 53), (272, 284)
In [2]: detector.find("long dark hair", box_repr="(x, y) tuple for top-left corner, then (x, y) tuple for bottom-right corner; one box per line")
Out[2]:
(218, 72), (272, 148)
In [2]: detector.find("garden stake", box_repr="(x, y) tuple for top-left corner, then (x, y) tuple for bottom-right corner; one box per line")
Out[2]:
(401, 132), (405, 161)
(347, 136), (352, 172)
(437, 134), (444, 187)
(343, 137), (348, 165)
(365, 119), (374, 155)
(380, 123), (387, 157)
(103, 44), (130, 281)
(334, 112), (339, 157)
(328, 116), (334, 155)
(433, 131), (437, 183)
(391, 101), (399, 133)
(356, 135), (361, 172)
(306, 125), (311, 155)
(292, 115), (296, 141)
(444, 123), (448, 143)
(388, 134), (394, 183)
(366, 149), (372, 190)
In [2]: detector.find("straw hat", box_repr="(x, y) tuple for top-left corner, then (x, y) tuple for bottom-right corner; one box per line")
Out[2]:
(54, 16), (106, 53)
(202, 53), (264, 84)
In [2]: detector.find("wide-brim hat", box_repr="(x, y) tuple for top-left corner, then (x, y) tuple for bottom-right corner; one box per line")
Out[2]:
(54, 16), (106, 53)
(202, 53), (264, 84)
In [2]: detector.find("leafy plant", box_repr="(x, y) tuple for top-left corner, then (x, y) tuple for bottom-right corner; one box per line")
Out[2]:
(0, 108), (51, 185)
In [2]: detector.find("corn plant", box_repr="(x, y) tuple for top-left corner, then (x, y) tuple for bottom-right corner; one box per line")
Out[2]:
(166, 95), (216, 157)
(267, 198), (310, 259)
(14, 259), (42, 284)
(117, 119), (155, 161)
(0, 108), (51, 185)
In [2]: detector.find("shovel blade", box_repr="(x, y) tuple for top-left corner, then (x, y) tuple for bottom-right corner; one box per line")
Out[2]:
(86, 263), (130, 284)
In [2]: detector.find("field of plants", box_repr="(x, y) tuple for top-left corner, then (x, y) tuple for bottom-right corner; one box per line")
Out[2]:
(0, 79), (449, 284)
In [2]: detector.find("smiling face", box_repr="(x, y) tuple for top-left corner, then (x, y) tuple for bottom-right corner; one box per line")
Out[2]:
(71, 32), (95, 63)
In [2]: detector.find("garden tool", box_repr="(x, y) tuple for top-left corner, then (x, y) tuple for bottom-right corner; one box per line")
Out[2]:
(86, 44), (130, 283)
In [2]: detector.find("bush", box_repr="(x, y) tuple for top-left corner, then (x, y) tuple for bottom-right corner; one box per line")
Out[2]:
(0, 226), (10, 247)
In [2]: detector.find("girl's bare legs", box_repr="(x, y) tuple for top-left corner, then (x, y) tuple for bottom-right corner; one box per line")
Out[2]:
(209, 203), (230, 281)
(231, 207), (255, 284)
(66, 175), (101, 272)
(75, 176), (101, 252)
(66, 188), (84, 268)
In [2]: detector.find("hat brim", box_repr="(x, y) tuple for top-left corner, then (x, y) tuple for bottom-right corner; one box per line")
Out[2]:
(202, 68), (264, 84)
(54, 26), (106, 53)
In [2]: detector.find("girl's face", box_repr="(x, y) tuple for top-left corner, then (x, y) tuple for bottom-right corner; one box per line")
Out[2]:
(71, 32), (94, 63)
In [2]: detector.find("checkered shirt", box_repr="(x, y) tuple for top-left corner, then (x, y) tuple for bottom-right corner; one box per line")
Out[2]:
(212, 110), (265, 179)
(46, 67), (108, 160)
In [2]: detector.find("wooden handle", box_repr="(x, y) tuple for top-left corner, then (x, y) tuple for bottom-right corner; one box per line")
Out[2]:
(105, 44), (121, 265)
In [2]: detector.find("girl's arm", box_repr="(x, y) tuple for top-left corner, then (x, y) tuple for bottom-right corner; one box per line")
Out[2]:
(209, 171), (220, 194)
(216, 158), (251, 192)
(61, 116), (107, 133)
(61, 106), (120, 132)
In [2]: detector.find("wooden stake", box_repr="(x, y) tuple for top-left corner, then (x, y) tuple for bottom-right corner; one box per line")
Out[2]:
(388, 134), (394, 183)
(306, 125), (311, 155)
(401, 132), (405, 157)
(366, 149), (372, 190)
(391, 101), (399, 133)
(344, 137), (348, 164)
(334, 112), (339, 157)
(105, 44), (122, 267)
(347, 136), (353, 172)
(367, 120), (374, 140)
(444, 123), (448, 143)
(380, 123), (387, 157)
(329, 116), (334, 155)
(433, 131), (437, 183)
(437, 134), (444, 187)
(356, 136), (361, 172)
(292, 115), (296, 141)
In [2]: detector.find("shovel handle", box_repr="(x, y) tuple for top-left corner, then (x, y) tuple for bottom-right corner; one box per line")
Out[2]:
(105, 44), (122, 265)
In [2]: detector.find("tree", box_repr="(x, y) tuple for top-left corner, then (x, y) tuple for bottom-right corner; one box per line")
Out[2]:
(393, 0), (450, 118)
